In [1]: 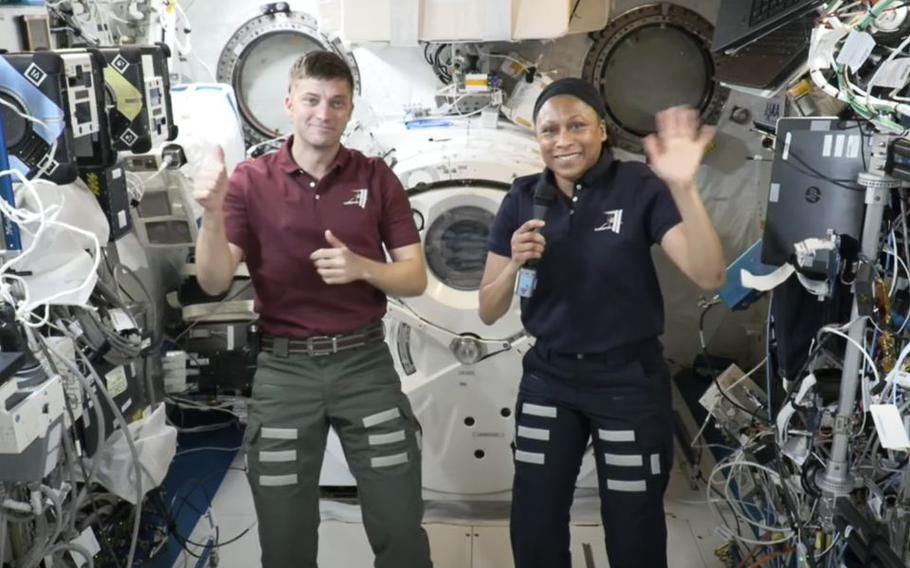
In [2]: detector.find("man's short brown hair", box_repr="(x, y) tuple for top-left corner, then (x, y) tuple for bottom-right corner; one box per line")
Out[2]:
(288, 50), (355, 94)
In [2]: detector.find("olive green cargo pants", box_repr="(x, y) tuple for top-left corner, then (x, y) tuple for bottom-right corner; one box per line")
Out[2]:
(243, 340), (432, 568)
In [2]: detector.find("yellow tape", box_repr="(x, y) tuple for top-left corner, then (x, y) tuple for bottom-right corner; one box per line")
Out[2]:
(103, 67), (143, 121)
(85, 172), (102, 198)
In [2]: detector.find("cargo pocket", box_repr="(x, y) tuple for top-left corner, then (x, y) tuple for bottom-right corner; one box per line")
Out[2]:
(358, 395), (421, 476)
(246, 422), (300, 489)
(241, 419), (260, 474)
(594, 418), (653, 496)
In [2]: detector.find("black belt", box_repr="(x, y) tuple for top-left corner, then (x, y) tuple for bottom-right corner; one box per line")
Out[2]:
(261, 322), (384, 357)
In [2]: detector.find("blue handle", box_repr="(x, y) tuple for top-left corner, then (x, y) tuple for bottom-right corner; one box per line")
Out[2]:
(0, 107), (23, 252)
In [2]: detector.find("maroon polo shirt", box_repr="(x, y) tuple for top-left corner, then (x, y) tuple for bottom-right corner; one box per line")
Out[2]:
(222, 137), (420, 338)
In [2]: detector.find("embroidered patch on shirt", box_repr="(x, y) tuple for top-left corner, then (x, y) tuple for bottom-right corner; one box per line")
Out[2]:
(594, 209), (623, 234)
(343, 188), (369, 208)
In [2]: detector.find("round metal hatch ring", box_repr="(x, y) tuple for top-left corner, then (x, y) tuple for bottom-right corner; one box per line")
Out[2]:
(216, 3), (361, 145)
(582, 3), (729, 154)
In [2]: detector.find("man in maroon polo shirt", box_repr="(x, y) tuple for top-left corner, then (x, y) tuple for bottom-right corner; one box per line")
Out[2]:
(193, 51), (433, 568)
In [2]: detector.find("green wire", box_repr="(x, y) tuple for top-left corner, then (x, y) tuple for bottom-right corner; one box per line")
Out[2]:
(859, 0), (898, 30)
(833, 64), (909, 132)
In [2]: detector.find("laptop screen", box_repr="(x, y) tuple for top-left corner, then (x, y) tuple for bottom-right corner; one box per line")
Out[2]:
(713, 0), (824, 53)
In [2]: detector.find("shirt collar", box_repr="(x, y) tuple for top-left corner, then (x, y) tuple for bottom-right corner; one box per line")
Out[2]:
(276, 135), (352, 175)
(578, 149), (615, 187)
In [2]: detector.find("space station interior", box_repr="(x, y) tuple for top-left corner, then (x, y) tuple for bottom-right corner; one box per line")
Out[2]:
(6, 0), (910, 566)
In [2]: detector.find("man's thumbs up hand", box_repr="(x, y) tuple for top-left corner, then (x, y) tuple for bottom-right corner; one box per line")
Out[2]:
(324, 230), (346, 249)
(310, 229), (365, 285)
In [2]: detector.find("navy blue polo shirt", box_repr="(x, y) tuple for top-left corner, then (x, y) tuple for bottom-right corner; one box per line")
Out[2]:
(488, 151), (682, 353)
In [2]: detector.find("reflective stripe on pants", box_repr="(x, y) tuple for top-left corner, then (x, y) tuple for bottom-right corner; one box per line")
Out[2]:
(510, 340), (673, 568)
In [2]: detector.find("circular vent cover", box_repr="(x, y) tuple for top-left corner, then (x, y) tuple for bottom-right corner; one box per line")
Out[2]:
(424, 205), (495, 292)
(582, 3), (729, 153)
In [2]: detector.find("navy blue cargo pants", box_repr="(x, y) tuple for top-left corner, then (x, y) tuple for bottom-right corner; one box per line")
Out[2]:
(510, 338), (674, 568)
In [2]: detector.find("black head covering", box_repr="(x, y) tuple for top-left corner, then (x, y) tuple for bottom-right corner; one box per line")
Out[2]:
(532, 77), (607, 123)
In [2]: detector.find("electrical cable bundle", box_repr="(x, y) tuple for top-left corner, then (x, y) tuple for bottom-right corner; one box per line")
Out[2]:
(695, 188), (910, 566)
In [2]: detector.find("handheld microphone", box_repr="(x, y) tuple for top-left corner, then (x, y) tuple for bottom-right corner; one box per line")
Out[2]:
(517, 175), (557, 298)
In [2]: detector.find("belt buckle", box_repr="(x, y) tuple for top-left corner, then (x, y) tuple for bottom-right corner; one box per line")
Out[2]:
(307, 335), (334, 356)
(307, 336), (328, 357)
(331, 336), (339, 354)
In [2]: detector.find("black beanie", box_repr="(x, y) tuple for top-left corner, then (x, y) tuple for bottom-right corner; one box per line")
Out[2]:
(532, 77), (606, 123)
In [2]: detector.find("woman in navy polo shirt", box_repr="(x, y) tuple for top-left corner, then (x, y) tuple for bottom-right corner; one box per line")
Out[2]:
(478, 78), (726, 568)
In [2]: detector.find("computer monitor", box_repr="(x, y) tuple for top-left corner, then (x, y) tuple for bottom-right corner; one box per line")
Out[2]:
(761, 118), (868, 267)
